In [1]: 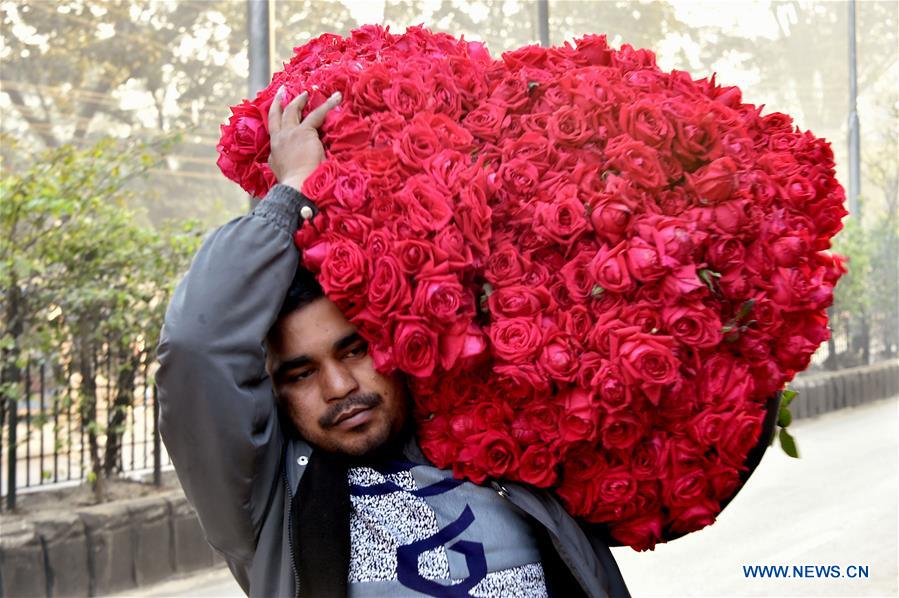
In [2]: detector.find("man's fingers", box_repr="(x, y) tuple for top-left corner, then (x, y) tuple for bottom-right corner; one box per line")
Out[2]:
(283, 90), (310, 127)
(300, 91), (342, 130)
(268, 85), (285, 136)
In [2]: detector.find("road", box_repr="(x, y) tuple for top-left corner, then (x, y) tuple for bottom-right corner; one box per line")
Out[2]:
(119, 396), (898, 598)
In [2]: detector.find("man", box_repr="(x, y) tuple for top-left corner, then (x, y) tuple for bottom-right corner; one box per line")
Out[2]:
(157, 85), (630, 598)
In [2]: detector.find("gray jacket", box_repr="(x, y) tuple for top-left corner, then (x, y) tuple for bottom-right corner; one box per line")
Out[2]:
(156, 184), (631, 598)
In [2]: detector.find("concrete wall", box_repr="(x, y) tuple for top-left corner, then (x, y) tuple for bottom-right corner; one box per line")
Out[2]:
(0, 492), (222, 598)
(790, 359), (899, 419)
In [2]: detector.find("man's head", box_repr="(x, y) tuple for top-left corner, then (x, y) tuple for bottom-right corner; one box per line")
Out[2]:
(265, 267), (409, 457)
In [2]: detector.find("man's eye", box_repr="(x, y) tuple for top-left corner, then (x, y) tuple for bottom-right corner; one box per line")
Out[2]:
(345, 342), (369, 358)
(288, 370), (314, 382)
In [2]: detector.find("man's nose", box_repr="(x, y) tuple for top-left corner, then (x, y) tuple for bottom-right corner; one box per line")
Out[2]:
(319, 359), (359, 402)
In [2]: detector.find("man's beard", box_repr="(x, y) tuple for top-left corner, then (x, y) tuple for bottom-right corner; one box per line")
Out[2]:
(279, 391), (411, 460)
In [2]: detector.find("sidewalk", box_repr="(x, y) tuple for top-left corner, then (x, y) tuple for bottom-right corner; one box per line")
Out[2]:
(611, 395), (898, 597)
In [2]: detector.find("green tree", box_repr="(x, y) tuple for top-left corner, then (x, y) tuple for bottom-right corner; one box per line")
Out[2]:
(0, 133), (202, 501)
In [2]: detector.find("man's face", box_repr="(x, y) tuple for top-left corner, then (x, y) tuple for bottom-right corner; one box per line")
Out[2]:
(266, 296), (409, 456)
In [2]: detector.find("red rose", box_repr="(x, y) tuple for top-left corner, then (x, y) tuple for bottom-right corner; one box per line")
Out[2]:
(669, 497), (720, 535)
(547, 106), (593, 147)
(533, 185), (590, 247)
(560, 387), (599, 442)
(394, 239), (442, 275)
(519, 444), (559, 487)
(393, 316), (438, 378)
(556, 473), (601, 519)
(367, 255), (411, 319)
(698, 355), (755, 409)
(632, 434), (667, 480)
(538, 329), (580, 383)
(590, 196), (637, 244)
(590, 241), (634, 293)
(497, 158), (540, 199)
(319, 240), (367, 301)
(559, 253), (596, 304)
(686, 156), (738, 203)
(322, 110), (371, 154)
(427, 72), (464, 119)
(328, 210), (372, 245)
(394, 122), (441, 171)
(605, 135), (667, 190)
(611, 514), (664, 552)
(592, 360), (634, 412)
(301, 161), (340, 205)
(216, 100), (274, 197)
(489, 73), (530, 111)
(600, 411), (646, 450)
(706, 458), (742, 501)
(687, 410), (729, 447)
(520, 396), (562, 436)
(596, 467), (639, 507)
(384, 76), (427, 118)
(488, 285), (552, 318)
(664, 466), (709, 507)
(484, 245), (531, 286)
(586, 309), (624, 357)
(411, 274), (471, 329)
(718, 408), (765, 468)
(488, 317), (544, 363)
(619, 98), (673, 148)
(434, 225), (474, 269)
(706, 236), (746, 271)
(369, 112), (406, 147)
(418, 417), (458, 469)
(453, 169), (493, 257)
(331, 164), (369, 210)
(461, 430), (521, 480)
(613, 329), (680, 404)
(425, 149), (468, 193)
(625, 237), (667, 282)
(461, 102), (507, 142)
(438, 322), (488, 372)
(661, 303), (722, 348)
(397, 174), (453, 233)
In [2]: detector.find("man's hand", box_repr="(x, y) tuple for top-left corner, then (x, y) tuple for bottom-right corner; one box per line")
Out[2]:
(268, 85), (342, 192)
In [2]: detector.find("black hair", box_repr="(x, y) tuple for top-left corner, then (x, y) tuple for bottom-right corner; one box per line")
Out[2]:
(277, 264), (325, 320)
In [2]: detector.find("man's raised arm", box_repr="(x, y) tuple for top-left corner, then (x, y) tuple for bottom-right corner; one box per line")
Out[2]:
(155, 86), (341, 564)
(156, 182), (313, 561)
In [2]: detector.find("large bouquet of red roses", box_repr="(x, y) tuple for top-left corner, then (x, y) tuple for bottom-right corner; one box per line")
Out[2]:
(217, 25), (847, 550)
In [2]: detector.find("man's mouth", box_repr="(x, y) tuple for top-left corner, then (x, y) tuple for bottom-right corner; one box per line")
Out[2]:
(321, 393), (383, 429)
(333, 405), (375, 429)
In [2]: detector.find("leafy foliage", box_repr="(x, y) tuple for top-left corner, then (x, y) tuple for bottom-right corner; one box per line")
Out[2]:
(0, 133), (202, 498)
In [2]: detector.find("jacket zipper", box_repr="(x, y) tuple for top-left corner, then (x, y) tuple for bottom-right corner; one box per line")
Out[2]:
(492, 480), (596, 598)
(284, 464), (300, 598)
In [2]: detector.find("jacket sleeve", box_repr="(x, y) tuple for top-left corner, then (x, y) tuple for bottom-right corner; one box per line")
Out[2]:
(156, 184), (318, 563)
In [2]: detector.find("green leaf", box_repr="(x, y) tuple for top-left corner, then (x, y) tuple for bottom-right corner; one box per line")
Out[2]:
(781, 389), (797, 409)
(528, 81), (539, 90)
(777, 405), (793, 427)
(735, 298), (756, 321)
(482, 282), (494, 297)
(779, 428), (800, 458)
(698, 268), (721, 293)
(591, 284), (605, 298)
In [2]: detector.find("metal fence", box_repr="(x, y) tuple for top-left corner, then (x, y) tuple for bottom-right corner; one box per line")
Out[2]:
(0, 354), (170, 510)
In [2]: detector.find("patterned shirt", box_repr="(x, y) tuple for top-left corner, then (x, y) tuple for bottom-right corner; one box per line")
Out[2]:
(346, 460), (549, 597)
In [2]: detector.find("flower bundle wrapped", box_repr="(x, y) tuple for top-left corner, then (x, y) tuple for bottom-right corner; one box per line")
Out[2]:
(217, 25), (847, 550)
